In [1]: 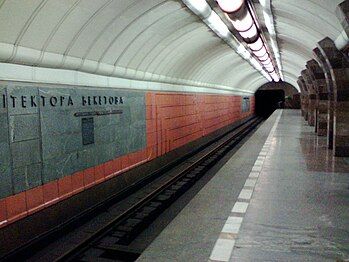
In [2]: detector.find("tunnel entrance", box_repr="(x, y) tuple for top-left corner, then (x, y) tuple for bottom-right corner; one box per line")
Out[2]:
(255, 89), (285, 118)
(255, 82), (300, 118)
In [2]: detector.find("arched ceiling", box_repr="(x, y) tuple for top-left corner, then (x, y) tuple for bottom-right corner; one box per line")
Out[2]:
(0, 0), (346, 94)
(272, 0), (345, 88)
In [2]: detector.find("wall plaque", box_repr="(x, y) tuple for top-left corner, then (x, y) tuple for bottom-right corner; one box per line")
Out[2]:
(242, 97), (250, 112)
(82, 117), (95, 145)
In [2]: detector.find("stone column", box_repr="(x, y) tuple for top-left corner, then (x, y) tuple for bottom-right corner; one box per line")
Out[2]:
(297, 77), (309, 121)
(318, 37), (349, 157)
(306, 60), (328, 136)
(336, 1), (349, 38)
(301, 70), (316, 127)
(314, 47), (335, 148)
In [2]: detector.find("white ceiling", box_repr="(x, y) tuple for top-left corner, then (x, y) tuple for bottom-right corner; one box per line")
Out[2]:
(273, 0), (345, 87)
(0, 0), (346, 93)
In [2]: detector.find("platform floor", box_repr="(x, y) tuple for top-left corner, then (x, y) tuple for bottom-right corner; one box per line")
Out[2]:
(137, 110), (349, 262)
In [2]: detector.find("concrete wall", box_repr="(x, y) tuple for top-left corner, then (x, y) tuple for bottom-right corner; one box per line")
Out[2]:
(0, 81), (255, 228)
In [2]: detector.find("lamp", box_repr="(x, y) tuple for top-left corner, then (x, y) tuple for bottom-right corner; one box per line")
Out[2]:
(217, 0), (280, 81)
(217, 0), (244, 13)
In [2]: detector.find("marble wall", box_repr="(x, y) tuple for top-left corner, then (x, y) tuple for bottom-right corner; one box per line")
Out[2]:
(0, 84), (255, 228)
(0, 83), (146, 198)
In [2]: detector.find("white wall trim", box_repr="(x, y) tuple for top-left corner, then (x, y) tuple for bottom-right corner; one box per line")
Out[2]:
(0, 62), (254, 95)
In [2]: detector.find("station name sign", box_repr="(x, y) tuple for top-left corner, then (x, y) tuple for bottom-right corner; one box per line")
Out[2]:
(1, 94), (124, 109)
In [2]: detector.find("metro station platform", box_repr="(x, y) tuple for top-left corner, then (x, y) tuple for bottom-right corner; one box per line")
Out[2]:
(138, 110), (349, 262)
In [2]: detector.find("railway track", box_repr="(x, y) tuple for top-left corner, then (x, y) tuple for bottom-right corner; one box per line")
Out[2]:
(2, 116), (262, 262)
(56, 117), (263, 261)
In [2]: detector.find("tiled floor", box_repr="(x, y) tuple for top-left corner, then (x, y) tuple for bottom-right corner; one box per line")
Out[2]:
(138, 110), (349, 262)
(232, 110), (349, 261)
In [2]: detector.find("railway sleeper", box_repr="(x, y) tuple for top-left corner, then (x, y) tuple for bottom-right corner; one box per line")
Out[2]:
(48, 118), (262, 261)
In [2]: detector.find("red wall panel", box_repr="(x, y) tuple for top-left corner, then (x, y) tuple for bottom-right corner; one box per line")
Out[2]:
(0, 92), (254, 228)
(145, 93), (254, 155)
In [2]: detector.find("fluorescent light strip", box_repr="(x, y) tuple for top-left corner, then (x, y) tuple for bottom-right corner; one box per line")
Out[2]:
(260, 0), (284, 81)
(217, 0), (244, 13)
(182, 0), (271, 81)
(217, 0), (279, 82)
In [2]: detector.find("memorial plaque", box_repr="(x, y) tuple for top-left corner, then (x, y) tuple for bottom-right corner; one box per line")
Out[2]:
(82, 117), (94, 145)
(242, 97), (250, 112)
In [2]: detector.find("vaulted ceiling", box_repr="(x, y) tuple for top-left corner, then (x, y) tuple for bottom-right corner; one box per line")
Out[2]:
(273, 0), (345, 86)
(0, 0), (346, 93)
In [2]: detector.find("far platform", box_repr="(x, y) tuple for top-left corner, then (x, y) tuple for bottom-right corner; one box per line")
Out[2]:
(137, 110), (349, 262)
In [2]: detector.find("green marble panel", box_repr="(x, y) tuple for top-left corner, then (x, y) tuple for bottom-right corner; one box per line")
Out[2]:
(9, 114), (39, 142)
(0, 86), (12, 198)
(0, 83), (146, 187)
(12, 163), (42, 194)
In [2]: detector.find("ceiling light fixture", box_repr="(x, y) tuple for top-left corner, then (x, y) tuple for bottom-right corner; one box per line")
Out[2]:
(217, 0), (244, 13)
(217, 0), (280, 82)
(182, 0), (273, 82)
(259, 0), (284, 81)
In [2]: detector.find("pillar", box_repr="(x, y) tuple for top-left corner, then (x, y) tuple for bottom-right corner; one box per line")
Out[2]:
(297, 77), (309, 121)
(306, 60), (328, 136)
(318, 37), (349, 157)
(314, 48), (335, 148)
(336, 0), (349, 38)
(301, 70), (317, 127)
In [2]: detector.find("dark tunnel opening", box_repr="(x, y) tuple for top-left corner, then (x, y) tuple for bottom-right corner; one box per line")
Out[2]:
(255, 89), (285, 118)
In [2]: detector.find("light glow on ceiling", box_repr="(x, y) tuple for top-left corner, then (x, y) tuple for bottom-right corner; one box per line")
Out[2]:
(254, 46), (267, 57)
(182, 0), (212, 18)
(231, 13), (253, 32)
(259, 0), (267, 7)
(239, 23), (258, 39)
(217, 0), (244, 13)
(259, 0), (284, 81)
(248, 38), (264, 51)
(182, 0), (272, 81)
(270, 71), (280, 82)
(219, 0), (281, 82)
(258, 52), (269, 61)
(237, 44), (251, 59)
(261, 58), (272, 65)
(206, 12), (231, 39)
